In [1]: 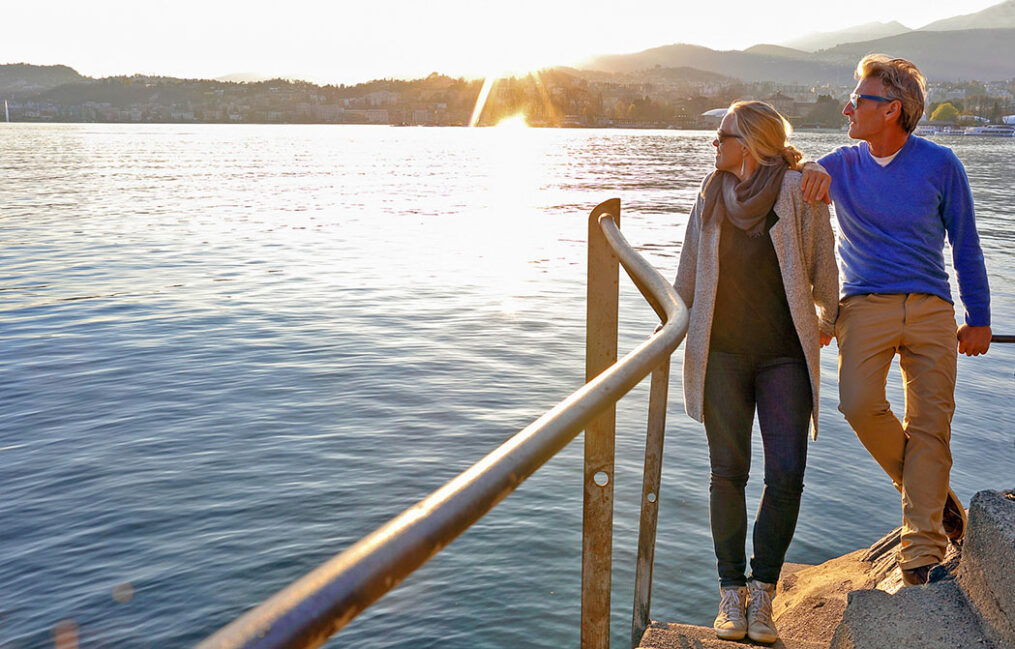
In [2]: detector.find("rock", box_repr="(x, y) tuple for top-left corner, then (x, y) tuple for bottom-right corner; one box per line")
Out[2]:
(639, 489), (1014, 649)
(955, 489), (1015, 649)
(773, 551), (875, 644)
(774, 511), (968, 647)
(829, 581), (994, 649)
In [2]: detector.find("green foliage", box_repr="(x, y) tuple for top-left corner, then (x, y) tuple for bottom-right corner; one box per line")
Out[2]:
(930, 102), (960, 122)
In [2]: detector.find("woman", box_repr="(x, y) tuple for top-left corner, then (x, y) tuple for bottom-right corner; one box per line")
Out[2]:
(674, 101), (838, 644)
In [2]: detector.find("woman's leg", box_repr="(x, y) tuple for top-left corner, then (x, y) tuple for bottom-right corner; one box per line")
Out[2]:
(703, 351), (756, 588)
(750, 356), (812, 585)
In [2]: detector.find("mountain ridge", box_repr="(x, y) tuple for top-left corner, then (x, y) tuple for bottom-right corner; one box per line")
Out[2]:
(919, 0), (1015, 30)
(780, 21), (912, 52)
(0, 63), (89, 98)
(582, 27), (1015, 84)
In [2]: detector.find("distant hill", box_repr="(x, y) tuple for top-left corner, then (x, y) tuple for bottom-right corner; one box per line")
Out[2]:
(780, 21), (911, 52)
(0, 63), (89, 98)
(642, 66), (733, 82)
(581, 26), (1015, 84)
(215, 72), (339, 85)
(559, 64), (734, 85)
(582, 44), (854, 85)
(813, 28), (1015, 81)
(743, 44), (810, 59)
(214, 72), (273, 83)
(919, 0), (1015, 30)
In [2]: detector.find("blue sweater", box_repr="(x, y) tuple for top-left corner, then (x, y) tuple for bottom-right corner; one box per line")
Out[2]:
(819, 135), (990, 326)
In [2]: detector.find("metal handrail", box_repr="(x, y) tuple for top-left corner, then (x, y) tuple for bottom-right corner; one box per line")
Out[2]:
(196, 204), (689, 649)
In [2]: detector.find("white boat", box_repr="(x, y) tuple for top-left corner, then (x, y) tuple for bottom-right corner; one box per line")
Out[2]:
(937, 126), (967, 136)
(963, 124), (1015, 136)
(914, 125), (939, 136)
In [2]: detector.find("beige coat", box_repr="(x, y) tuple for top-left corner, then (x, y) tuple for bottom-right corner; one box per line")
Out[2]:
(674, 170), (839, 439)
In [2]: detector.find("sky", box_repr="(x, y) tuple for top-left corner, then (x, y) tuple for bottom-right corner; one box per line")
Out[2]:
(2, 0), (1004, 85)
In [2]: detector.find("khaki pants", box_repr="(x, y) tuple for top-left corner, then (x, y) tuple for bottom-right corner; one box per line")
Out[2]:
(836, 293), (957, 569)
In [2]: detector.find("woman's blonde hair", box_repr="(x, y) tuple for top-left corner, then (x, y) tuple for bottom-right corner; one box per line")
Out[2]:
(727, 100), (803, 170)
(856, 54), (926, 134)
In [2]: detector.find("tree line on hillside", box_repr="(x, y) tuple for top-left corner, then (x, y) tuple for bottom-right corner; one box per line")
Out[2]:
(3, 64), (1012, 128)
(928, 99), (1011, 124)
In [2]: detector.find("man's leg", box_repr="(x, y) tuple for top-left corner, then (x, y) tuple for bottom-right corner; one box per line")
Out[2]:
(897, 294), (958, 569)
(836, 294), (906, 483)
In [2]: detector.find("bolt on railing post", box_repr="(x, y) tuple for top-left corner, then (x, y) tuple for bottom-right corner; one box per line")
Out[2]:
(583, 198), (621, 649)
(631, 357), (670, 647)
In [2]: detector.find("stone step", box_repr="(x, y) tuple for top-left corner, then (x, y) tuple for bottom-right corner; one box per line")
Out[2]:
(638, 622), (828, 649)
(955, 489), (1015, 649)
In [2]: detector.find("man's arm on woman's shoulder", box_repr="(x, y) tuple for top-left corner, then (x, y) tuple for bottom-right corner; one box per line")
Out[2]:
(799, 161), (831, 204)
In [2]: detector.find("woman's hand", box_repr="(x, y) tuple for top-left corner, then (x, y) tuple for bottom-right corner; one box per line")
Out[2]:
(820, 332), (833, 347)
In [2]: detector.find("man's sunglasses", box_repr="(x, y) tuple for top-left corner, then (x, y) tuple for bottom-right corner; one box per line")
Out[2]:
(849, 92), (896, 108)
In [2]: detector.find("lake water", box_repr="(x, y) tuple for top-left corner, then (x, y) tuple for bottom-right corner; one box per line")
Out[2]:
(1, 124), (1012, 649)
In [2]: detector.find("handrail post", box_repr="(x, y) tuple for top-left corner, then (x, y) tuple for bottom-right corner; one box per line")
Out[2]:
(583, 198), (621, 649)
(631, 357), (670, 647)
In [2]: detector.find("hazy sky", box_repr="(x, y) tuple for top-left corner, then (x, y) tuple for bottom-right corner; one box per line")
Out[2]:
(3, 0), (1003, 84)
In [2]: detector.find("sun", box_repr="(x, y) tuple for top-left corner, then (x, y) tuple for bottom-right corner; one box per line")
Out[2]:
(470, 68), (536, 127)
(469, 67), (550, 127)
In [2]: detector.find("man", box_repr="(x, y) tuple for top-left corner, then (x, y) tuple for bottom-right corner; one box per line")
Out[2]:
(801, 54), (991, 586)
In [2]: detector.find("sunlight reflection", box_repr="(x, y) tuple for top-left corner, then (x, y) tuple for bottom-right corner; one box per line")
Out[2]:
(473, 122), (551, 314)
(495, 114), (529, 128)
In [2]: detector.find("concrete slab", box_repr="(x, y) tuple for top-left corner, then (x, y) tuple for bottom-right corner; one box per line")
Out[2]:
(638, 622), (828, 649)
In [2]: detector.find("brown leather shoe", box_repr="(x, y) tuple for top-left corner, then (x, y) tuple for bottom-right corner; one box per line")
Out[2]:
(901, 564), (934, 586)
(943, 488), (967, 543)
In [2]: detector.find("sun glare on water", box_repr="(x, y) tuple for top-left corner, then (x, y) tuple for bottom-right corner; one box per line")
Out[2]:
(495, 114), (529, 128)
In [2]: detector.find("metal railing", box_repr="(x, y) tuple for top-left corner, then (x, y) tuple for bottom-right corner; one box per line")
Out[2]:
(196, 198), (689, 649)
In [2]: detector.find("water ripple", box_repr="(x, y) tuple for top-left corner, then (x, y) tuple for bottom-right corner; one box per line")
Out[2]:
(1, 125), (1012, 649)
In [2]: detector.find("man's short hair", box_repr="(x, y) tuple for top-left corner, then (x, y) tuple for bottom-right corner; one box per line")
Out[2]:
(856, 54), (926, 134)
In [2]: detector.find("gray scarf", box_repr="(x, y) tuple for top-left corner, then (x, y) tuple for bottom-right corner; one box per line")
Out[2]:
(701, 160), (789, 238)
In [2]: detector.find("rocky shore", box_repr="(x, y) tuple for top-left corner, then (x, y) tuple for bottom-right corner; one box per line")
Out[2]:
(639, 488), (1015, 649)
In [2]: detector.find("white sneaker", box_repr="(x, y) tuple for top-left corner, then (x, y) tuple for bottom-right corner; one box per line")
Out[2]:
(713, 585), (748, 640)
(747, 579), (778, 644)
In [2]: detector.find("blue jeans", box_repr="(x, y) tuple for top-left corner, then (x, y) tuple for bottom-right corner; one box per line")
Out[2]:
(703, 351), (812, 587)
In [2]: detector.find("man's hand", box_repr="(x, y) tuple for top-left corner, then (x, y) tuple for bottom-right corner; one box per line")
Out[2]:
(800, 161), (832, 204)
(957, 324), (991, 356)
(820, 332), (833, 347)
